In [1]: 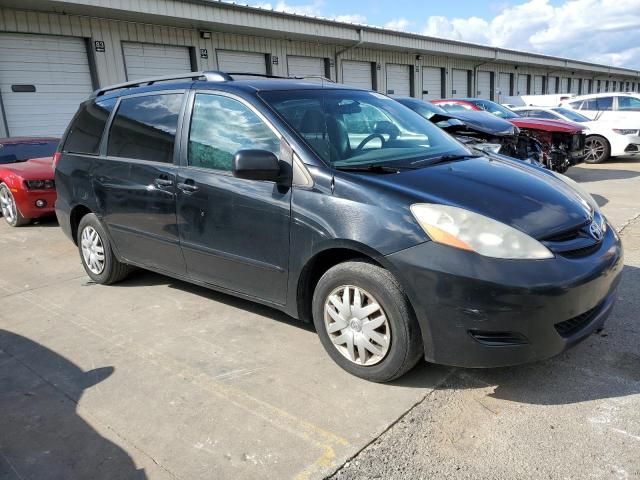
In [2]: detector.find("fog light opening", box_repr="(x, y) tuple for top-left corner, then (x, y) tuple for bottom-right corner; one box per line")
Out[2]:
(35, 199), (47, 208)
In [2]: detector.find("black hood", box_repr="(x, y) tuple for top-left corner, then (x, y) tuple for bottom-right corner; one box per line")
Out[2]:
(432, 110), (518, 137)
(351, 156), (593, 239)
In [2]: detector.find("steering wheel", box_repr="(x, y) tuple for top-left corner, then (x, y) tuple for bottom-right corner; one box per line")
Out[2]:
(355, 133), (386, 152)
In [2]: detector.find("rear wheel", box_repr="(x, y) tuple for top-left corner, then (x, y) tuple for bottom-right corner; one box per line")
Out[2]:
(312, 260), (423, 382)
(584, 135), (610, 164)
(0, 183), (29, 227)
(77, 213), (131, 284)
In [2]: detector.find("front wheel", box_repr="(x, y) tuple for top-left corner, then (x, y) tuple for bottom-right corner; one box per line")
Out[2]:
(0, 183), (29, 227)
(77, 213), (131, 284)
(584, 135), (610, 164)
(312, 260), (423, 382)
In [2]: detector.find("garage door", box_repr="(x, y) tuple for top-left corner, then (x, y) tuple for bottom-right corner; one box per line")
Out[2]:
(516, 74), (529, 95)
(560, 77), (569, 93)
(342, 60), (372, 90)
(386, 64), (411, 96)
(498, 73), (511, 102)
(0, 33), (94, 137)
(217, 50), (267, 79)
(533, 75), (544, 94)
(570, 79), (580, 94)
(476, 71), (491, 100)
(123, 42), (192, 80)
(422, 67), (442, 100)
(287, 56), (325, 82)
(451, 69), (468, 98)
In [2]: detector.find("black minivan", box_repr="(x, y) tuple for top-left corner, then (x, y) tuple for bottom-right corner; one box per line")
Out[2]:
(55, 72), (623, 382)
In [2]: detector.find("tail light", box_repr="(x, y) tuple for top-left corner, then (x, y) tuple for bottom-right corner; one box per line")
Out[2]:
(52, 152), (62, 171)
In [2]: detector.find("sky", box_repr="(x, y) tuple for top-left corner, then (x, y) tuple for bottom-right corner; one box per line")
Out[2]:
(250, 0), (640, 70)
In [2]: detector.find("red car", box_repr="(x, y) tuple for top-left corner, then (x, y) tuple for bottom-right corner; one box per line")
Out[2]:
(0, 137), (59, 227)
(432, 98), (586, 173)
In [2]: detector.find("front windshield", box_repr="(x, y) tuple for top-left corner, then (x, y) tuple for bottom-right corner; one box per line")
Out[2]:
(260, 89), (469, 168)
(471, 100), (520, 119)
(552, 108), (590, 122)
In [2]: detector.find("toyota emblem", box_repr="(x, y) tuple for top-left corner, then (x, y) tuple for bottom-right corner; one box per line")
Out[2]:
(589, 221), (603, 241)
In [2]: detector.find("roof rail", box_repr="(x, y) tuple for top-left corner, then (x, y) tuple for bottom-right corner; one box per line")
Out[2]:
(226, 72), (290, 79)
(290, 75), (336, 83)
(93, 71), (233, 97)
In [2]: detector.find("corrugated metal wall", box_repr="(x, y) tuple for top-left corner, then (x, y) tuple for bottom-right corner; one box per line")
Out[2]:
(0, 4), (638, 132)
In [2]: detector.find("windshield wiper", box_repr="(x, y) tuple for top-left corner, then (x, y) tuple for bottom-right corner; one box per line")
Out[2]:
(410, 154), (482, 166)
(333, 164), (415, 174)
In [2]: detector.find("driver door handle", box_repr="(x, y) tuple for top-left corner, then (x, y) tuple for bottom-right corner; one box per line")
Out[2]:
(155, 178), (174, 187)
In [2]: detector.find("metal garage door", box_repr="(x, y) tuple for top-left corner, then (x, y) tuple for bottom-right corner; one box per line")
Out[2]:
(386, 64), (411, 96)
(476, 71), (491, 99)
(123, 42), (192, 80)
(533, 75), (544, 94)
(0, 33), (94, 137)
(287, 56), (325, 82)
(570, 79), (580, 94)
(451, 69), (468, 98)
(548, 77), (557, 94)
(342, 60), (372, 90)
(217, 50), (267, 78)
(422, 67), (442, 100)
(560, 77), (569, 93)
(498, 73), (511, 102)
(517, 74), (529, 95)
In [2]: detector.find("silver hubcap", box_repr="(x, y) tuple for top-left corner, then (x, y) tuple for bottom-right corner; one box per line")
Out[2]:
(586, 138), (605, 161)
(81, 226), (106, 275)
(0, 185), (17, 224)
(324, 285), (391, 366)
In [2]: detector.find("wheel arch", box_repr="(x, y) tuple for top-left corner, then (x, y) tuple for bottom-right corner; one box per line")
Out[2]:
(69, 204), (93, 245)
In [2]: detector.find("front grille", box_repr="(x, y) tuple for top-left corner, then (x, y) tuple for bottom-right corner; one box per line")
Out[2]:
(554, 304), (600, 338)
(541, 220), (604, 258)
(560, 243), (601, 258)
(468, 330), (529, 346)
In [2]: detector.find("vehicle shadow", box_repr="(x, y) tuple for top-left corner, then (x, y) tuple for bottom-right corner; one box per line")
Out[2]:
(109, 269), (316, 332)
(0, 330), (147, 480)
(27, 216), (60, 227)
(394, 264), (640, 406)
(568, 166), (640, 182)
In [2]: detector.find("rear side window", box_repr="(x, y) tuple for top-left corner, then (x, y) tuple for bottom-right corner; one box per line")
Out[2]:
(107, 93), (183, 163)
(64, 99), (116, 155)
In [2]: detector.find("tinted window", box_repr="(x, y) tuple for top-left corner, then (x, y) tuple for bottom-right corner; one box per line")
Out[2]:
(527, 110), (558, 120)
(0, 140), (58, 164)
(107, 93), (183, 163)
(188, 94), (280, 172)
(617, 96), (640, 111)
(552, 108), (590, 122)
(64, 99), (116, 155)
(597, 97), (613, 110)
(471, 100), (519, 119)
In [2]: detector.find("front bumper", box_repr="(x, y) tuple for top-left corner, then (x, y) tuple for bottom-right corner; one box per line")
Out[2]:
(14, 188), (57, 219)
(386, 224), (623, 368)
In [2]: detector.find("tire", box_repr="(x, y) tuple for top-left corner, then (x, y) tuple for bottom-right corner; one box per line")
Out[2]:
(584, 135), (610, 164)
(312, 260), (423, 382)
(77, 213), (131, 284)
(0, 183), (30, 227)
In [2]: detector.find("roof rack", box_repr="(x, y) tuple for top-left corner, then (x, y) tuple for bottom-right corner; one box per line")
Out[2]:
(226, 72), (290, 79)
(93, 71), (233, 97)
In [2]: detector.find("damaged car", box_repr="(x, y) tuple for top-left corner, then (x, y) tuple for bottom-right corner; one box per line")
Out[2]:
(432, 98), (587, 173)
(396, 97), (545, 166)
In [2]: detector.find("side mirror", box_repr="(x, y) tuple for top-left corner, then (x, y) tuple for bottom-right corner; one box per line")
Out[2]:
(232, 149), (281, 182)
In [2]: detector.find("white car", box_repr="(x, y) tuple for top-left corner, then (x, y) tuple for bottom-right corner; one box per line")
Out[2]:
(560, 92), (640, 123)
(513, 106), (640, 164)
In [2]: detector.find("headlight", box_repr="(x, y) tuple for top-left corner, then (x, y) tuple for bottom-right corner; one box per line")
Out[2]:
(551, 171), (598, 213)
(24, 179), (55, 190)
(612, 129), (639, 135)
(410, 203), (554, 259)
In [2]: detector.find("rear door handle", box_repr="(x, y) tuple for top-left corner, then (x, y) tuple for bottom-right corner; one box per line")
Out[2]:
(155, 178), (174, 187)
(177, 181), (199, 193)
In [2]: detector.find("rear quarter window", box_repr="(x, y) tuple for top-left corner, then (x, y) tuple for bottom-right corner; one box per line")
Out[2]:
(64, 99), (117, 155)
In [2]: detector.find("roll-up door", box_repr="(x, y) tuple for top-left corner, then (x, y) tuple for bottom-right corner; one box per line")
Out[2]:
(217, 50), (267, 78)
(342, 60), (373, 90)
(287, 56), (325, 82)
(498, 73), (511, 102)
(570, 79), (580, 94)
(0, 33), (94, 137)
(386, 64), (411, 96)
(560, 77), (569, 93)
(123, 42), (192, 80)
(533, 75), (544, 94)
(517, 74), (529, 95)
(548, 77), (558, 94)
(422, 67), (442, 100)
(476, 71), (491, 99)
(451, 69), (469, 98)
